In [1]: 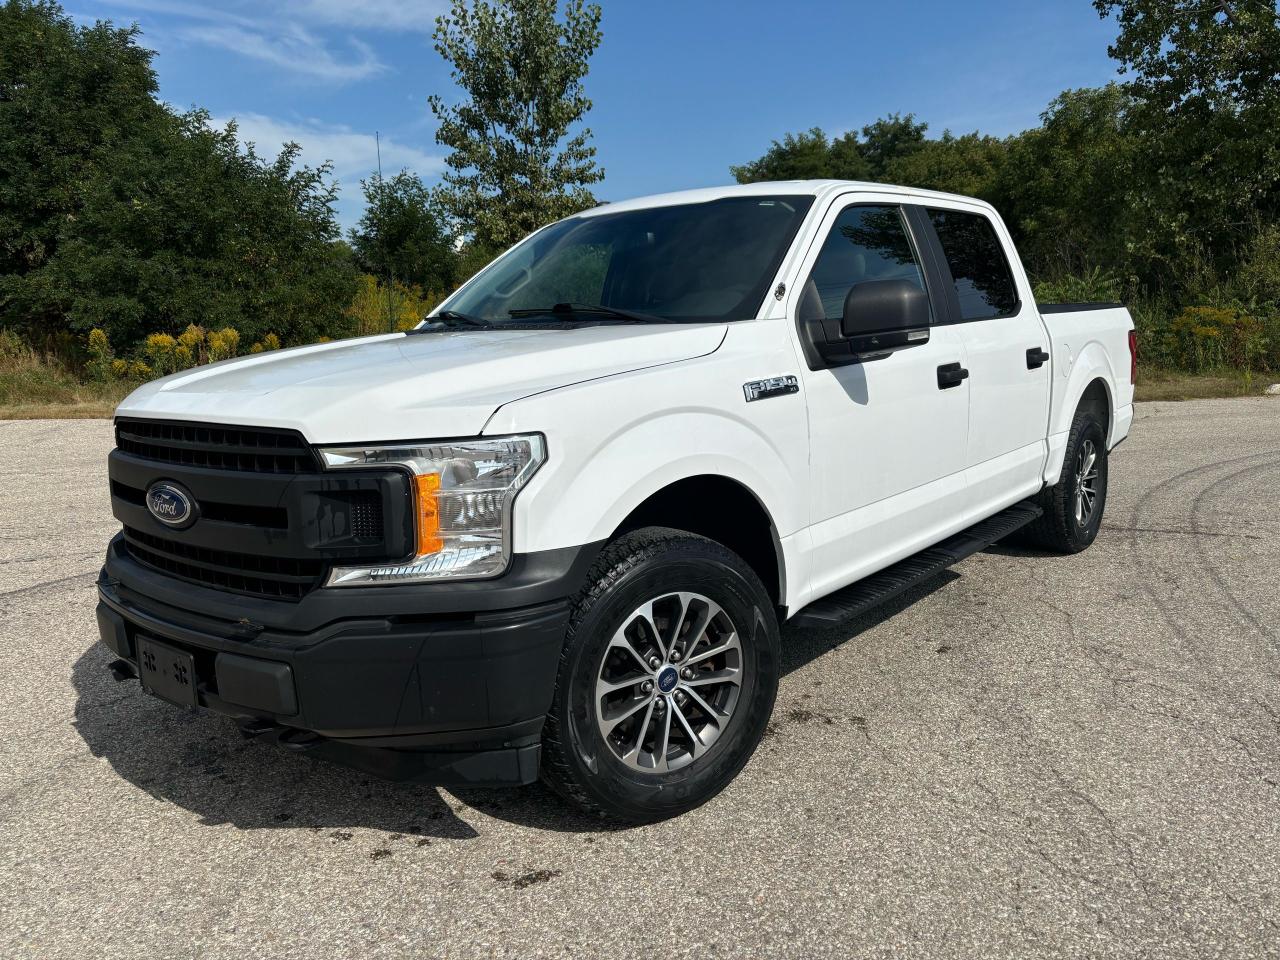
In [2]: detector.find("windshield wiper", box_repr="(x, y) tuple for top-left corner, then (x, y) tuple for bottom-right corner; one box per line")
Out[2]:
(507, 302), (670, 324)
(411, 310), (495, 332)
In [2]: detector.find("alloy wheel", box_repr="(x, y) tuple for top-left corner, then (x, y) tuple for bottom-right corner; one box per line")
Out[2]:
(594, 591), (743, 773)
(1074, 438), (1099, 527)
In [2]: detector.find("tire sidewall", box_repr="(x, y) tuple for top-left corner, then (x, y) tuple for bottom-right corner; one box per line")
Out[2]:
(559, 540), (779, 820)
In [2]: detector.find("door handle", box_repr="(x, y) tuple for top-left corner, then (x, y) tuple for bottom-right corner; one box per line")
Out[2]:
(1026, 347), (1050, 369)
(937, 362), (969, 389)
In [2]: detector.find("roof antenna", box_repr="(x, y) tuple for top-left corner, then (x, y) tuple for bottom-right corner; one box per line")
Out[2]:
(375, 131), (399, 334)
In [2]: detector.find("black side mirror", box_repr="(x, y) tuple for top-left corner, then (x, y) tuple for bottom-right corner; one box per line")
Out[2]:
(813, 278), (931, 366)
(842, 278), (930, 339)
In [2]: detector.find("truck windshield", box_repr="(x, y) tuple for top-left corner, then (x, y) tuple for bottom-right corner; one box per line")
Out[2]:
(438, 195), (814, 325)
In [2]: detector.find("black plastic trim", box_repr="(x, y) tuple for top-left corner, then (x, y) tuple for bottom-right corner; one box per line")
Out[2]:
(97, 573), (575, 744)
(103, 532), (603, 634)
(1039, 302), (1126, 314)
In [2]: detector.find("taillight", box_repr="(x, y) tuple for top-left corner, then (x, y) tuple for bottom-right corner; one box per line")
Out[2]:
(1128, 329), (1138, 384)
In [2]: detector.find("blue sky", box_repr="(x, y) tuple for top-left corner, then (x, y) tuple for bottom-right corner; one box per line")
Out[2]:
(70, 1), (1123, 231)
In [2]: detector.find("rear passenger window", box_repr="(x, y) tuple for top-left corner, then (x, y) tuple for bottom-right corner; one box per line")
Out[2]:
(927, 209), (1019, 321)
(798, 205), (929, 323)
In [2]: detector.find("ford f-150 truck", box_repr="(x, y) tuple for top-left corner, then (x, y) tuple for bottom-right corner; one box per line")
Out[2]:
(97, 181), (1135, 821)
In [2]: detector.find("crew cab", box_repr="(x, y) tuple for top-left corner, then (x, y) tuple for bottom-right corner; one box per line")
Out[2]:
(96, 181), (1136, 821)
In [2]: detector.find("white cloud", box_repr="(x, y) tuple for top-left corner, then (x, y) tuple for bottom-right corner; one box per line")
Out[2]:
(216, 112), (445, 184)
(183, 23), (385, 82)
(289, 0), (448, 33)
(96, 0), (406, 82)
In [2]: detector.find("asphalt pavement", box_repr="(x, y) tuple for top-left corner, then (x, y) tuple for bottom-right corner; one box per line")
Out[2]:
(2, 397), (1279, 958)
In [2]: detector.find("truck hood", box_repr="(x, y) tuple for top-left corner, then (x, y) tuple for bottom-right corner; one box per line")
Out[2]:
(116, 323), (727, 443)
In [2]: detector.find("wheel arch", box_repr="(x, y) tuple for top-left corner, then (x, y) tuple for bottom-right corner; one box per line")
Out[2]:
(610, 474), (786, 610)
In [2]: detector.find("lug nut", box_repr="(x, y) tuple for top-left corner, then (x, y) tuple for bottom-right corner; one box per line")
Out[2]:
(648, 656), (661, 669)
(669, 650), (682, 663)
(675, 691), (687, 706)
(654, 698), (666, 712)
(641, 680), (654, 694)
(681, 668), (694, 680)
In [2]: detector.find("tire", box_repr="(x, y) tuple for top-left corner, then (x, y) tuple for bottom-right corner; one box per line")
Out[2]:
(540, 527), (781, 822)
(1019, 406), (1109, 553)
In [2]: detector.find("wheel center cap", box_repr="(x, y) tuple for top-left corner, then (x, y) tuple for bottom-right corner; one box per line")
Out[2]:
(657, 666), (679, 694)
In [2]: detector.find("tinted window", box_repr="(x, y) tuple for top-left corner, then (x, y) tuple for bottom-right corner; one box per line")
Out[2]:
(798, 205), (928, 322)
(444, 196), (814, 323)
(927, 209), (1018, 321)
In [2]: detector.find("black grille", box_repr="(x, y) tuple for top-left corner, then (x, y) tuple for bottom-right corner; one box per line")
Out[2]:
(121, 526), (324, 601)
(110, 480), (288, 529)
(345, 491), (384, 540)
(116, 418), (317, 474)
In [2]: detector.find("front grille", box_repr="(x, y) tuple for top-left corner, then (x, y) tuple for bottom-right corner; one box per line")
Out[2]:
(116, 418), (317, 474)
(121, 526), (324, 601)
(111, 480), (288, 529)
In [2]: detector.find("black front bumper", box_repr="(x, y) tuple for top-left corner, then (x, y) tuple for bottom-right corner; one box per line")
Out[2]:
(97, 534), (599, 786)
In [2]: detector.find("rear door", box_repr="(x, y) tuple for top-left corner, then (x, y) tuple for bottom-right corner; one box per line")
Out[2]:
(793, 197), (971, 601)
(910, 202), (1051, 514)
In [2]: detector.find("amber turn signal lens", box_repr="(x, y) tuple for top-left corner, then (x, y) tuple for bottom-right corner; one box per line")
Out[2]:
(413, 473), (443, 555)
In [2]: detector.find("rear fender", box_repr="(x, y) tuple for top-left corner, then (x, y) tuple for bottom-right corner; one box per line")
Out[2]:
(1044, 340), (1116, 486)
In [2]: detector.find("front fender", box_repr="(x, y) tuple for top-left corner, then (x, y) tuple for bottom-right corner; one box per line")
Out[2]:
(513, 405), (803, 553)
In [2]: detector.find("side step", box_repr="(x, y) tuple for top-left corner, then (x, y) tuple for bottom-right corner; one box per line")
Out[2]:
(790, 499), (1044, 628)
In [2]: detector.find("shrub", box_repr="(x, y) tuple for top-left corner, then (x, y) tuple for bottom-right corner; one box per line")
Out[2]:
(249, 333), (281, 353)
(347, 274), (442, 336)
(1031, 267), (1123, 305)
(207, 327), (239, 361)
(85, 328), (116, 381)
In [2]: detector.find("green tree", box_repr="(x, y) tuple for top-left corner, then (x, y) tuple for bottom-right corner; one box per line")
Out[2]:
(0, 1), (357, 349)
(0, 0), (163, 336)
(883, 131), (1007, 200)
(428, 0), (604, 251)
(35, 112), (357, 347)
(730, 113), (932, 187)
(994, 86), (1138, 280)
(859, 113), (929, 179)
(350, 170), (457, 294)
(1093, 0), (1280, 278)
(730, 127), (869, 183)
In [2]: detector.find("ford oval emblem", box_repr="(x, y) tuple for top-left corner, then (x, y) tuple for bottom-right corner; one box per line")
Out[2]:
(145, 480), (198, 529)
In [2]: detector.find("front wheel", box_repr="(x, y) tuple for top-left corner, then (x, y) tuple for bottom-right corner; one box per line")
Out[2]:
(540, 528), (780, 822)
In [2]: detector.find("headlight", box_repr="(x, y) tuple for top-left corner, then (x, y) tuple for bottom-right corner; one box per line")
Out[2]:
(319, 434), (545, 585)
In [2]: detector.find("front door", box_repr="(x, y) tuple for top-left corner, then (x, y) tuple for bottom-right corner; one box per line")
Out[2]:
(793, 199), (971, 602)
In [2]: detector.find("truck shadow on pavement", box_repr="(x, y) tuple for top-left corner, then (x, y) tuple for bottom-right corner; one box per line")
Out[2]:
(70, 572), (960, 837)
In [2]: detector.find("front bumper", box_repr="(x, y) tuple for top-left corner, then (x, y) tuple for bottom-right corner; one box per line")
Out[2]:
(97, 534), (599, 786)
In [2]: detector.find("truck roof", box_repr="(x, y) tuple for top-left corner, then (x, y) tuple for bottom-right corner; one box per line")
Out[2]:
(578, 180), (993, 218)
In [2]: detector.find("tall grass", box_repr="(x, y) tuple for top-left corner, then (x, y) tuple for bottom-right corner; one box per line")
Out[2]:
(0, 330), (135, 416)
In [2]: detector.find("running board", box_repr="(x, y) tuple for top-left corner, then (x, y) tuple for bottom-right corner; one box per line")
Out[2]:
(790, 499), (1044, 628)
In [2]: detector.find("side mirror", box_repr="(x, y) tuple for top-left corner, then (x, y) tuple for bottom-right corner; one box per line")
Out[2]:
(805, 278), (933, 368)
(840, 278), (931, 355)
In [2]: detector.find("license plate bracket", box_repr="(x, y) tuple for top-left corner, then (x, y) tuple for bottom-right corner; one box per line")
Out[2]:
(136, 635), (199, 710)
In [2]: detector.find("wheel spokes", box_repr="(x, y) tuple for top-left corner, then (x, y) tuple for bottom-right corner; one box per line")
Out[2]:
(680, 684), (729, 726)
(600, 695), (652, 737)
(671, 701), (704, 758)
(595, 591), (745, 774)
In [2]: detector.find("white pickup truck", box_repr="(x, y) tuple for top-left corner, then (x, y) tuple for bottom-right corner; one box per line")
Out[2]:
(97, 181), (1135, 821)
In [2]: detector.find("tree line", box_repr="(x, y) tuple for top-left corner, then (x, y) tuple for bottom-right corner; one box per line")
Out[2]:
(2, 0), (1277, 380)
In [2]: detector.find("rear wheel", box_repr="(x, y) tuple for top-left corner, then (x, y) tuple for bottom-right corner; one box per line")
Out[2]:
(540, 528), (780, 822)
(1019, 406), (1109, 552)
